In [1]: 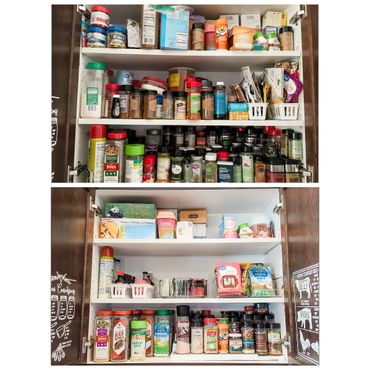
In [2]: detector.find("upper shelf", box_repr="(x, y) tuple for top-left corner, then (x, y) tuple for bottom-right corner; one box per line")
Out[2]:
(81, 48), (301, 71)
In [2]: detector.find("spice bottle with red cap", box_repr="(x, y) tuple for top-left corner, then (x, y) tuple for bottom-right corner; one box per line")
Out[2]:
(88, 125), (106, 183)
(204, 316), (218, 353)
(103, 131), (127, 183)
(217, 150), (233, 183)
(98, 246), (114, 299)
(143, 152), (157, 183)
(186, 78), (202, 120)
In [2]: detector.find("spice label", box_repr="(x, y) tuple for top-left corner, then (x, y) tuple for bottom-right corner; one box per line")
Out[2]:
(189, 94), (201, 114)
(157, 158), (170, 180)
(205, 328), (218, 351)
(125, 158), (143, 182)
(86, 87), (98, 107)
(154, 322), (170, 354)
(97, 258), (114, 298)
(112, 321), (127, 359)
(293, 263), (319, 365)
(171, 164), (182, 175)
(95, 318), (111, 360)
(169, 73), (180, 88)
(144, 320), (153, 352)
(131, 331), (146, 358)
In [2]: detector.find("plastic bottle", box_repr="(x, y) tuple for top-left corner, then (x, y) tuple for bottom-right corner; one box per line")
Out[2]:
(190, 153), (203, 183)
(143, 152), (157, 183)
(186, 78), (202, 120)
(204, 317), (218, 353)
(214, 82), (227, 119)
(130, 320), (147, 361)
(88, 125), (106, 183)
(154, 310), (171, 356)
(176, 305), (191, 354)
(191, 314), (204, 354)
(233, 155), (242, 183)
(217, 318), (229, 353)
(215, 18), (228, 50)
(170, 150), (184, 183)
(217, 151), (233, 183)
(103, 131), (127, 183)
(241, 146), (254, 183)
(98, 246), (114, 299)
(156, 146), (171, 183)
(125, 144), (145, 183)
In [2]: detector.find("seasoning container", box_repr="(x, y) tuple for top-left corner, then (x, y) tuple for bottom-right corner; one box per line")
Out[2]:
(214, 81), (227, 119)
(201, 80), (214, 120)
(171, 150), (184, 182)
(205, 21), (216, 50)
(87, 25), (107, 48)
(190, 153), (203, 183)
(254, 155), (266, 183)
(189, 279), (207, 297)
(219, 128), (232, 148)
(141, 76), (168, 95)
(185, 126), (196, 147)
(88, 125), (106, 183)
(168, 67), (196, 92)
(130, 320), (147, 361)
(255, 323), (268, 355)
(107, 25), (127, 48)
(171, 126), (185, 148)
(229, 317), (242, 353)
(204, 317), (218, 353)
(217, 318), (229, 353)
(215, 18), (228, 50)
(241, 148), (254, 183)
(244, 305), (254, 315)
(254, 303), (269, 316)
(162, 126), (171, 146)
(117, 70), (134, 85)
(156, 95), (163, 118)
(186, 79), (202, 120)
(103, 131), (127, 183)
(196, 130), (207, 148)
(217, 151), (233, 183)
(146, 129), (161, 150)
(143, 153), (157, 183)
(174, 91), (187, 120)
(119, 85), (132, 119)
(207, 129), (217, 146)
(288, 132), (303, 160)
(267, 323), (283, 355)
(162, 90), (174, 119)
(132, 310), (142, 321)
(93, 310), (113, 362)
(240, 320), (255, 354)
(285, 158), (301, 182)
(266, 157), (285, 183)
(140, 310), (156, 357)
(169, 310), (175, 352)
(233, 156), (242, 183)
(141, 4), (159, 49)
(143, 90), (157, 119)
(205, 152), (217, 183)
(129, 89), (142, 119)
(191, 316), (204, 353)
(90, 5), (111, 28)
(154, 310), (171, 356)
(265, 313), (275, 323)
(111, 310), (131, 362)
(103, 84), (120, 118)
(125, 144), (145, 183)
(175, 305), (190, 354)
(192, 22), (205, 50)
(279, 26), (294, 51)
(111, 94), (121, 118)
(156, 146), (171, 183)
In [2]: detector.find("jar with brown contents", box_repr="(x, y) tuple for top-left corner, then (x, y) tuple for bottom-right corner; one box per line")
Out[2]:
(162, 90), (174, 119)
(192, 22), (205, 50)
(279, 26), (294, 51)
(143, 90), (157, 119)
(255, 323), (268, 355)
(129, 88), (142, 119)
(267, 323), (282, 355)
(201, 80), (214, 120)
(119, 85), (132, 119)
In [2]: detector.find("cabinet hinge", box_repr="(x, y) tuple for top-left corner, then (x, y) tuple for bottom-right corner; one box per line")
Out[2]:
(81, 336), (94, 354)
(273, 194), (284, 214)
(89, 196), (103, 216)
(283, 335), (291, 352)
(300, 164), (314, 183)
(67, 163), (88, 183)
(77, 5), (90, 18)
(289, 5), (307, 25)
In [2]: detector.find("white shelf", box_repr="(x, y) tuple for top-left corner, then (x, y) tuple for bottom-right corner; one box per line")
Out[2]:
(93, 238), (281, 256)
(78, 118), (304, 127)
(82, 48), (300, 71)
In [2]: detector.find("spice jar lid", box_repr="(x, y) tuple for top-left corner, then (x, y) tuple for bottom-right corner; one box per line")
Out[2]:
(186, 79), (202, 88)
(279, 26), (294, 34)
(217, 318), (229, 323)
(125, 144), (145, 156)
(90, 125), (107, 139)
(177, 305), (190, 316)
(192, 22), (205, 29)
(106, 83), (121, 91)
(172, 149), (184, 157)
(131, 320), (147, 329)
(201, 310), (211, 315)
(97, 310), (113, 316)
(108, 25), (127, 34)
(147, 129), (161, 135)
(86, 62), (107, 70)
(204, 317), (217, 325)
(204, 22), (216, 32)
(264, 313), (275, 320)
(255, 303), (269, 309)
(290, 132), (302, 140)
(217, 151), (229, 160)
(120, 85), (132, 92)
(201, 79), (213, 91)
(245, 305), (254, 312)
(114, 310), (132, 315)
(255, 322), (266, 329)
(107, 131), (127, 140)
(100, 246), (113, 258)
(176, 91), (187, 98)
(268, 323), (280, 329)
(141, 309), (156, 315)
(91, 5), (111, 15)
(156, 309), (171, 315)
(132, 310), (142, 315)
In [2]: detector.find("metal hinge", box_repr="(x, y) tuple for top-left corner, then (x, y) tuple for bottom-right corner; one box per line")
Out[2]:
(81, 336), (94, 354)
(77, 5), (90, 18)
(283, 335), (291, 352)
(300, 165), (314, 183)
(67, 163), (88, 183)
(89, 196), (103, 216)
(289, 5), (307, 25)
(273, 194), (284, 214)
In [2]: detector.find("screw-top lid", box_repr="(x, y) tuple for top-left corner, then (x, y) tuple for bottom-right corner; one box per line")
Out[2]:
(147, 129), (161, 135)
(264, 313), (275, 321)
(267, 322), (280, 329)
(156, 309), (171, 315)
(176, 91), (187, 98)
(255, 322), (266, 329)
(217, 318), (229, 323)
(177, 305), (190, 316)
(100, 246), (113, 258)
(216, 81), (225, 86)
(125, 144), (145, 156)
(217, 151), (230, 160)
(204, 317), (217, 325)
(193, 22), (205, 29)
(201, 310), (211, 315)
(255, 303), (269, 309)
(290, 132), (302, 140)
(108, 25), (127, 34)
(90, 125), (106, 139)
(141, 309), (156, 315)
(186, 79), (202, 88)
(87, 26), (108, 35)
(107, 131), (127, 140)
(132, 310), (142, 315)
(120, 84), (132, 92)
(205, 152), (217, 161)
(172, 149), (184, 157)
(201, 79), (213, 91)
(131, 320), (147, 329)
(97, 310), (113, 316)
(114, 310), (132, 315)
(244, 305), (254, 311)
(86, 62), (107, 70)
(106, 83), (121, 91)
(279, 26), (294, 34)
(91, 5), (111, 14)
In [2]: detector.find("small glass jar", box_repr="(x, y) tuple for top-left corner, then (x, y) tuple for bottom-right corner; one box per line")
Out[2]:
(204, 21), (216, 50)
(285, 158), (301, 183)
(119, 85), (132, 119)
(103, 83), (120, 118)
(156, 146), (171, 183)
(146, 129), (161, 150)
(170, 150), (184, 182)
(201, 85), (214, 120)
(280, 129), (294, 157)
(185, 126), (196, 147)
(129, 88), (143, 119)
(143, 90), (157, 119)
(219, 129), (232, 148)
(254, 303), (269, 316)
(174, 91), (187, 120)
(255, 323), (268, 355)
(190, 154), (203, 183)
(264, 313), (275, 323)
(162, 90), (174, 119)
(171, 126), (184, 149)
(266, 157), (285, 183)
(162, 126), (172, 146)
(279, 26), (294, 51)
(244, 305), (254, 315)
(196, 130), (207, 148)
(192, 22), (205, 50)
(207, 129), (217, 147)
(267, 323), (282, 355)
(240, 320), (255, 354)
(254, 155), (267, 183)
(288, 132), (303, 160)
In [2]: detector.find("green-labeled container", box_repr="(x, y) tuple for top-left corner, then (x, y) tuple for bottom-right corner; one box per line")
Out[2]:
(130, 320), (147, 361)
(125, 144), (145, 183)
(154, 310), (171, 356)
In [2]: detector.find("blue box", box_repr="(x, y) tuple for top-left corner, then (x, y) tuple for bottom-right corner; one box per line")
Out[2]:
(227, 102), (249, 112)
(160, 7), (190, 50)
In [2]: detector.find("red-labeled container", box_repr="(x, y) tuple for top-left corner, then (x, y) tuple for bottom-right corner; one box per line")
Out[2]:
(111, 310), (131, 362)
(143, 153), (157, 183)
(186, 78), (201, 120)
(156, 211), (177, 239)
(217, 151), (230, 160)
(88, 125), (107, 183)
(90, 5), (111, 29)
(205, 22), (216, 50)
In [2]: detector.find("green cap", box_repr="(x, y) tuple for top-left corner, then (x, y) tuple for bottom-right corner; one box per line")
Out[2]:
(125, 144), (145, 156)
(217, 318), (229, 323)
(86, 62), (107, 70)
(156, 309), (171, 315)
(253, 32), (266, 40)
(131, 320), (147, 329)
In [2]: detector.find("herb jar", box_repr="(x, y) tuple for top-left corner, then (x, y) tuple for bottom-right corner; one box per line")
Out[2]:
(190, 154), (203, 183)
(111, 310), (131, 362)
(280, 129), (294, 157)
(255, 323), (268, 355)
(254, 303), (269, 316)
(171, 126), (185, 148)
(240, 320), (255, 354)
(185, 126), (196, 147)
(130, 320), (147, 361)
(119, 85), (132, 119)
(103, 84), (120, 118)
(129, 89), (143, 119)
(162, 90), (174, 119)
(244, 305), (254, 315)
(192, 22), (205, 50)
(266, 157), (285, 183)
(170, 150), (184, 182)
(279, 26), (294, 51)
(285, 158), (301, 182)
(143, 90), (157, 119)
(146, 129), (161, 150)
(174, 91), (187, 120)
(288, 132), (303, 160)
(186, 79), (202, 120)
(254, 155), (267, 183)
(125, 144), (144, 183)
(267, 323), (282, 355)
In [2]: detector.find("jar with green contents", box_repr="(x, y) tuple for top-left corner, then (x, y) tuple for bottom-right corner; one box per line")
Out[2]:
(125, 144), (144, 183)
(154, 310), (171, 357)
(130, 320), (147, 361)
(186, 79), (201, 120)
(205, 152), (217, 183)
(288, 132), (303, 160)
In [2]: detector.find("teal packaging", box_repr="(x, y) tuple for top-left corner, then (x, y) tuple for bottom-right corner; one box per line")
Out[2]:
(227, 102), (249, 112)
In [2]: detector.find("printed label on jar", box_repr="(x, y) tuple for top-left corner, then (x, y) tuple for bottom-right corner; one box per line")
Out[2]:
(171, 164), (182, 175)
(154, 322), (170, 355)
(108, 32), (126, 48)
(87, 32), (107, 47)
(86, 87), (99, 107)
(125, 158), (143, 183)
(215, 93), (227, 115)
(191, 162), (202, 182)
(119, 95), (130, 113)
(131, 331), (146, 358)
(169, 73), (180, 88)
(205, 328), (218, 352)
(176, 320), (190, 342)
(144, 320), (153, 354)
(157, 158), (170, 181)
(94, 318), (111, 360)
(98, 257), (114, 298)
(189, 94), (201, 114)
(91, 11), (110, 28)
(112, 320), (127, 360)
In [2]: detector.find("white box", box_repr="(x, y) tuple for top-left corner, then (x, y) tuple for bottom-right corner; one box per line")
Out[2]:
(193, 224), (207, 239)
(240, 14), (261, 30)
(219, 15), (239, 31)
(176, 221), (193, 240)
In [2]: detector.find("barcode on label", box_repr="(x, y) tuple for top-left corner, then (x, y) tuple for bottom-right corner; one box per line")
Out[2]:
(144, 37), (154, 44)
(246, 15), (255, 19)
(87, 105), (97, 111)
(176, 32), (187, 47)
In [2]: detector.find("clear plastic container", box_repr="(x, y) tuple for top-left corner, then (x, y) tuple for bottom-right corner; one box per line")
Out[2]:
(93, 310), (113, 362)
(130, 320), (147, 361)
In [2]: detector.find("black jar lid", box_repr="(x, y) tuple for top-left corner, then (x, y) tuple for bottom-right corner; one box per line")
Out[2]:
(176, 91), (186, 98)
(255, 322), (266, 329)
(120, 84), (133, 92)
(279, 26), (294, 34)
(158, 145), (170, 154)
(255, 303), (269, 309)
(175, 126), (183, 133)
(254, 154), (266, 162)
(264, 313), (275, 321)
(266, 157), (285, 166)
(193, 22), (205, 29)
(143, 89), (157, 95)
(290, 132), (302, 140)
(233, 155), (242, 165)
(177, 305), (190, 316)
(147, 129), (161, 135)
(267, 323), (281, 329)
(240, 313), (253, 321)
(172, 149), (184, 157)
(163, 90), (173, 97)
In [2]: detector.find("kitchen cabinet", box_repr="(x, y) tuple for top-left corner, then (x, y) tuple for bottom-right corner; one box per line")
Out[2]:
(51, 4), (318, 183)
(50, 186), (319, 365)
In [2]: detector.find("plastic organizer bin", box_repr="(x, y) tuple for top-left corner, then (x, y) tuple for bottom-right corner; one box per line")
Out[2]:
(110, 284), (132, 298)
(248, 103), (268, 120)
(269, 103), (299, 120)
(131, 284), (155, 298)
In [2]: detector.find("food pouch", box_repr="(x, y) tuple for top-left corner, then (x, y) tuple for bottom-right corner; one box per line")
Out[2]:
(248, 264), (276, 297)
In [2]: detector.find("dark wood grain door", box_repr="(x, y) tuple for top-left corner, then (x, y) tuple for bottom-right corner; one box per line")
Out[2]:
(51, 188), (94, 365)
(280, 187), (319, 365)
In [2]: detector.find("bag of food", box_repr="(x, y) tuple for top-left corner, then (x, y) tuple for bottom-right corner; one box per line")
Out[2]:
(215, 262), (243, 297)
(248, 264), (276, 297)
(240, 261), (251, 296)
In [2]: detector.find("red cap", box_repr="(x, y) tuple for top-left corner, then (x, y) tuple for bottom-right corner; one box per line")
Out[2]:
(117, 271), (124, 276)
(107, 69), (113, 76)
(141, 309), (156, 315)
(197, 130), (205, 136)
(142, 76), (168, 89)
(132, 310), (142, 315)
(114, 310), (132, 315)
(90, 125), (106, 139)
(97, 310), (113, 316)
(244, 305), (254, 311)
(100, 246), (113, 258)
(264, 126), (275, 134)
(106, 83), (121, 91)
(217, 151), (229, 160)
(202, 310), (211, 315)
(107, 131), (127, 140)
(186, 78), (201, 88)
(91, 5), (111, 15)
(205, 23), (216, 32)
(204, 317), (217, 325)
(144, 154), (157, 165)
(132, 79), (142, 89)
(271, 129), (282, 136)
(236, 127), (245, 133)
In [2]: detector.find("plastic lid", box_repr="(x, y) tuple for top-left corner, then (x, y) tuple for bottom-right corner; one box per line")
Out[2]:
(172, 149), (184, 157)
(253, 32), (266, 40)
(268, 323), (281, 329)
(120, 85), (132, 92)
(279, 26), (294, 34)
(114, 310), (131, 315)
(201, 79), (213, 91)
(156, 309), (171, 315)
(216, 81), (225, 86)
(97, 310), (113, 316)
(176, 91), (186, 98)
(132, 310), (142, 315)
(169, 67), (196, 72)
(204, 317), (217, 325)
(265, 313), (275, 320)
(131, 320), (147, 329)
(156, 210), (177, 220)
(141, 309), (156, 315)
(90, 125), (106, 139)
(125, 144), (145, 156)
(255, 303), (269, 309)
(205, 152), (217, 161)
(255, 322), (266, 329)
(107, 131), (127, 140)
(217, 151), (229, 160)
(142, 76), (168, 86)
(186, 79), (201, 88)
(117, 271), (124, 275)
(217, 318), (229, 323)
(91, 5), (111, 15)
(106, 83), (121, 91)
(86, 62), (106, 70)
(108, 25), (127, 34)
(100, 246), (113, 258)
(144, 153), (156, 165)
(201, 310), (211, 315)
(177, 305), (190, 316)
(272, 128), (282, 136)
(87, 26), (107, 35)
(192, 22), (204, 29)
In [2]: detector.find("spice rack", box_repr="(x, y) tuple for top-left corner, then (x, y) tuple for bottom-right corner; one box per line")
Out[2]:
(72, 3), (307, 183)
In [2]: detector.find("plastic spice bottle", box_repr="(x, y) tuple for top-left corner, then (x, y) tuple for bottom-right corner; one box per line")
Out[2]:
(255, 322), (268, 355)
(174, 91), (187, 120)
(215, 18), (228, 50)
(171, 150), (184, 182)
(129, 88), (143, 119)
(191, 315), (204, 353)
(204, 317), (218, 353)
(103, 84), (120, 118)
(254, 155), (267, 183)
(217, 151), (233, 183)
(88, 125), (106, 183)
(280, 129), (294, 157)
(285, 158), (301, 182)
(143, 152), (157, 183)
(93, 310), (113, 362)
(196, 130), (207, 148)
(217, 318), (229, 353)
(176, 305), (191, 354)
(214, 82), (227, 119)
(186, 79), (202, 120)
(130, 320), (147, 361)
(233, 156), (242, 183)
(201, 80), (214, 120)
(192, 22), (205, 50)
(143, 90), (157, 119)
(111, 310), (131, 362)
(205, 21), (216, 50)
(288, 132), (303, 160)
(119, 85), (132, 119)
(207, 129), (217, 147)
(205, 152), (217, 183)
(182, 152), (192, 183)
(156, 146), (171, 183)
(241, 147), (254, 183)
(103, 131), (127, 183)
(240, 319), (255, 354)
(162, 90), (174, 119)
(267, 323), (283, 355)
(190, 153), (203, 183)
(154, 310), (171, 357)
(140, 309), (156, 357)
(125, 144), (145, 183)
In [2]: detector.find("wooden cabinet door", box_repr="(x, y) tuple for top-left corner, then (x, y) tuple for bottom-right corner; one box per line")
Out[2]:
(51, 188), (95, 364)
(280, 188), (319, 365)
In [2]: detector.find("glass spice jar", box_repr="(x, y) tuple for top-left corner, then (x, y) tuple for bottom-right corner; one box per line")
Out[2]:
(143, 152), (156, 183)
(119, 85), (132, 118)
(280, 129), (294, 157)
(201, 80), (214, 120)
(170, 150), (184, 182)
(103, 83), (120, 118)
(171, 126), (184, 148)
(240, 320), (255, 354)
(279, 26), (294, 51)
(174, 91), (187, 120)
(162, 90), (174, 119)
(143, 90), (157, 119)
(204, 21), (216, 50)
(162, 126), (171, 146)
(254, 155), (267, 183)
(255, 323), (268, 355)
(185, 126), (196, 147)
(285, 158), (301, 183)
(267, 323), (282, 355)
(129, 88), (142, 119)
(266, 157), (285, 183)
(254, 303), (269, 316)
(196, 130), (207, 148)
(192, 22), (205, 50)
(288, 132), (303, 160)
(156, 146), (171, 183)
(244, 305), (254, 315)
(145, 129), (161, 150)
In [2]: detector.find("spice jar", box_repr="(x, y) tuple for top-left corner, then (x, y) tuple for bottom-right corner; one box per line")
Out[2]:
(176, 305), (191, 354)
(280, 129), (294, 157)
(154, 310), (171, 357)
(191, 316), (204, 353)
(240, 320), (255, 354)
(130, 320), (147, 361)
(244, 305), (254, 315)
(156, 95), (163, 118)
(288, 132), (303, 160)
(192, 22), (205, 50)
(205, 21), (216, 50)
(143, 152), (156, 183)
(207, 129), (217, 146)
(119, 85), (132, 119)
(143, 90), (157, 119)
(217, 318), (229, 353)
(93, 310), (113, 362)
(254, 155), (266, 183)
(186, 79), (201, 120)
(171, 126), (185, 148)
(156, 146), (171, 183)
(185, 126), (196, 147)
(140, 310), (156, 357)
(111, 310), (131, 362)
(279, 26), (294, 51)
(201, 80), (214, 120)
(229, 317), (242, 353)
(215, 18), (228, 50)
(174, 91), (187, 120)
(190, 153), (203, 183)
(204, 317), (218, 353)
(132, 310), (142, 321)
(162, 126), (171, 146)
(111, 94), (121, 118)
(145, 129), (161, 150)
(162, 90), (174, 119)
(267, 323), (283, 355)
(217, 150), (233, 183)
(107, 25), (127, 48)
(170, 150), (184, 182)
(189, 278), (207, 297)
(214, 81), (227, 119)
(233, 155), (242, 183)
(129, 89), (143, 119)
(103, 131), (127, 183)
(205, 152), (217, 183)
(125, 144), (144, 183)
(285, 158), (301, 182)
(196, 130), (207, 148)
(254, 303), (269, 316)
(103, 84), (120, 118)
(255, 323), (268, 355)
(266, 157), (285, 183)
(264, 313), (275, 323)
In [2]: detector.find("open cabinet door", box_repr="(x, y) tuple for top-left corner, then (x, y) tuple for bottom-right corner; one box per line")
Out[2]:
(51, 188), (95, 364)
(280, 188), (319, 365)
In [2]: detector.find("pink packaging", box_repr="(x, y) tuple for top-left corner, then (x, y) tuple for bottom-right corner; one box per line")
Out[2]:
(156, 211), (177, 239)
(215, 263), (243, 297)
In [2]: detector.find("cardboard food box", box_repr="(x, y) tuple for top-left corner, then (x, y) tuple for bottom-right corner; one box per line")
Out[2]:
(262, 11), (287, 29)
(100, 218), (156, 239)
(240, 14), (261, 30)
(105, 203), (157, 219)
(219, 14), (240, 31)
(176, 221), (193, 239)
(193, 224), (207, 239)
(179, 209), (207, 224)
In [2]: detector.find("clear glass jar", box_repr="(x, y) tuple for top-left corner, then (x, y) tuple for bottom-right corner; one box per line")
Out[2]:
(190, 154), (203, 183)
(192, 22), (205, 50)
(93, 310), (113, 362)
(145, 129), (161, 150)
(118, 85), (132, 119)
(143, 90), (157, 119)
(254, 155), (266, 183)
(129, 88), (143, 119)
(170, 150), (184, 183)
(162, 91), (174, 119)
(205, 152), (217, 183)
(154, 310), (171, 357)
(255, 323), (268, 355)
(185, 126), (196, 147)
(130, 320), (147, 361)
(240, 320), (255, 354)
(267, 323), (282, 355)
(103, 83), (120, 118)
(156, 146), (171, 183)
(171, 126), (184, 149)
(174, 91), (187, 120)
(111, 310), (131, 362)
(162, 126), (172, 146)
(288, 132), (303, 160)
